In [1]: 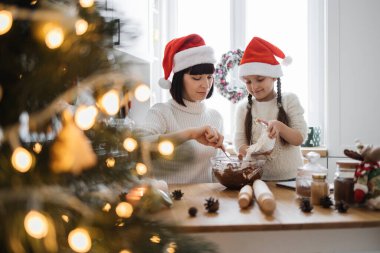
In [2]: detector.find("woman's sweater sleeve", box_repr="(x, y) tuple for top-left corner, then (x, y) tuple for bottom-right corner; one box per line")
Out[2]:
(233, 101), (249, 153)
(285, 93), (308, 142)
(134, 104), (168, 142)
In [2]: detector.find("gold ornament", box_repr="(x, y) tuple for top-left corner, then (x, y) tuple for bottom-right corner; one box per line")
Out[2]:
(50, 110), (96, 174)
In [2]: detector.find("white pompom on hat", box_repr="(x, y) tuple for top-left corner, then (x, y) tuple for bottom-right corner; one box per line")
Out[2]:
(238, 37), (291, 79)
(159, 34), (216, 89)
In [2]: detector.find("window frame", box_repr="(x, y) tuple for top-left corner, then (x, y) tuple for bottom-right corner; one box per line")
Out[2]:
(153, 0), (325, 144)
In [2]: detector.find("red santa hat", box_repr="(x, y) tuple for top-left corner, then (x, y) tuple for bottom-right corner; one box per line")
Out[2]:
(158, 34), (216, 89)
(238, 37), (292, 79)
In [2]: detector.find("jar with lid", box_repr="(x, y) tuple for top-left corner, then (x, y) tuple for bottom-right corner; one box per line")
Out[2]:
(296, 152), (327, 198)
(311, 173), (329, 205)
(334, 160), (359, 204)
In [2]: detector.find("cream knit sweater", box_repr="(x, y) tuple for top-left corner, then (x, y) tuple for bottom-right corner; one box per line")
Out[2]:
(234, 92), (307, 181)
(135, 99), (223, 184)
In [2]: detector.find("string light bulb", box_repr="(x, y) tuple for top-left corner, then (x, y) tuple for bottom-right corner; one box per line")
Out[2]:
(115, 202), (133, 218)
(33, 142), (42, 154)
(135, 163), (147, 176)
(45, 27), (64, 49)
(24, 210), (49, 239)
(79, 0), (94, 8)
(158, 141), (174, 156)
(75, 19), (88, 35)
(0, 10), (13, 35)
(75, 105), (98, 130)
(61, 215), (69, 223)
(105, 157), (115, 168)
(102, 203), (111, 212)
(99, 89), (120, 116)
(150, 235), (161, 244)
(123, 137), (138, 152)
(68, 228), (92, 253)
(120, 250), (131, 253)
(134, 84), (150, 102)
(11, 147), (33, 173)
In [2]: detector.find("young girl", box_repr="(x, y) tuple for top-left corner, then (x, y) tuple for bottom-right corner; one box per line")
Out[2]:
(135, 34), (224, 184)
(234, 37), (307, 181)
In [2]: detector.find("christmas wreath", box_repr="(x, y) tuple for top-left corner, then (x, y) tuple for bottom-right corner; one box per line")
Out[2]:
(214, 49), (248, 103)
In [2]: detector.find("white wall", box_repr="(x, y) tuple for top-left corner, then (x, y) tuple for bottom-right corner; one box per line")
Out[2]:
(326, 0), (380, 160)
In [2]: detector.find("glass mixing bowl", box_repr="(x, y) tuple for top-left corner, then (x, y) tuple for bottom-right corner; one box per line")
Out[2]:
(211, 156), (266, 190)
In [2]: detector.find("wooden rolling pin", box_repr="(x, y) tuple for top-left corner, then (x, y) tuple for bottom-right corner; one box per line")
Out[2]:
(252, 179), (276, 215)
(238, 185), (253, 209)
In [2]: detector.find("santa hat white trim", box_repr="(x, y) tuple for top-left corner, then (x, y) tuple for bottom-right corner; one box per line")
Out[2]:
(173, 46), (216, 73)
(239, 62), (283, 79)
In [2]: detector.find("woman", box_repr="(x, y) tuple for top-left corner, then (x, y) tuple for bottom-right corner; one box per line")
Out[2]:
(136, 34), (224, 184)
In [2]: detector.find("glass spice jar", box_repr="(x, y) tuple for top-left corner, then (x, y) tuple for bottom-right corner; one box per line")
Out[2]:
(334, 160), (359, 204)
(296, 152), (327, 198)
(311, 173), (329, 205)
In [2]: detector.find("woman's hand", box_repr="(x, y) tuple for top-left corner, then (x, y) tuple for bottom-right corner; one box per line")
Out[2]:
(190, 125), (224, 150)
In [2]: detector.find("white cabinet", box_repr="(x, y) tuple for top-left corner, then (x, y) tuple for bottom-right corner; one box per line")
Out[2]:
(326, 0), (380, 158)
(112, 0), (153, 62)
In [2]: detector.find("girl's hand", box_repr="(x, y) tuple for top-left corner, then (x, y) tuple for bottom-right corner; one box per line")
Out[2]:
(258, 119), (283, 139)
(238, 145), (248, 160)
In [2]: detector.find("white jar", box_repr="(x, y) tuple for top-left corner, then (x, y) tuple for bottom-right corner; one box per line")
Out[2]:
(296, 152), (327, 198)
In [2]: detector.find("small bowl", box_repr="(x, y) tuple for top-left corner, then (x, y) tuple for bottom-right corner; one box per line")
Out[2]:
(211, 156), (266, 190)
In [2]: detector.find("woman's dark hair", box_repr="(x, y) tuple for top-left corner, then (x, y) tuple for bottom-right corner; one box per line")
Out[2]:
(170, 63), (215, 106)
(244, 78), (290, 146)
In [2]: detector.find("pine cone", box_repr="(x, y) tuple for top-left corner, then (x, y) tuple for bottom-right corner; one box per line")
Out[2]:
(171, 189), (184, 200)
(188, 207), (198, 217)
(335, 200), (349, 213)
(204, 197), (219, 213)
(320, 196), (333, 208)
(299, 198), (313, 213)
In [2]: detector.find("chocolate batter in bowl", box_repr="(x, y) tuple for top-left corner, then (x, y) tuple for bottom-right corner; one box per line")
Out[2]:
(211, 156), (266, 190)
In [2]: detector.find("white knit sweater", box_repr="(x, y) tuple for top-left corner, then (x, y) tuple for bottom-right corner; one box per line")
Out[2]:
(234, 92), (307, 181)
(135, 99), (223, 184)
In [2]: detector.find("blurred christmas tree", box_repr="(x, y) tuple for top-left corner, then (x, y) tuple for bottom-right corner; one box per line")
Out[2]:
(0, 1), (216, 252)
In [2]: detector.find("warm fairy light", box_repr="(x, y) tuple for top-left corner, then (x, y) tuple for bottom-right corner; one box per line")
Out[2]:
(45, 27), (64, 49)
(75, 19), (88, 35)
(166, 242), (177, 253)
(0, 10), (13, 35)
(135, 163), (147, 176)
(115, 202), (133, 218)
(134, 84), (150, 102)
(102, 203), (111, 212)
(61, 215), (69, 223)
(150, 235), (161, 244)
(120, 250), (131, 253)
(33, 142), (42, 154)
(79, 0), (94, 8)
(123, 137), (138, 152)
(11, 147), (33, 173)
(75, 105), (98, 130)
(158, 141), (174, 156)
(30, 0), (38, 5)
(99, 89), (120, 116)
(24, 211), (49, 239)
(68, 228), (92, 253)
(106, 157), (115, 168)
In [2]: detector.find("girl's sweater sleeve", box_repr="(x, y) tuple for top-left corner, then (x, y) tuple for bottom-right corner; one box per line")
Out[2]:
(134, 104), (168, 143)
(284, 93), (308, 142)
(233, 101), (249, 153)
